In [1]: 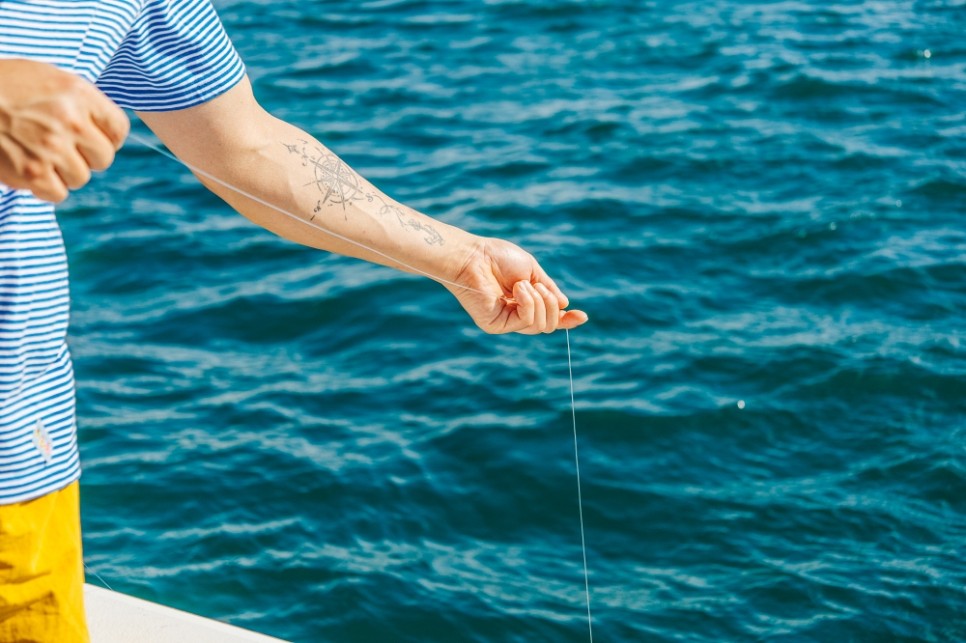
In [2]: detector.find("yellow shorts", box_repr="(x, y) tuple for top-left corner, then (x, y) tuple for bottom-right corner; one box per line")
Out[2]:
(0, 481), (88, 642)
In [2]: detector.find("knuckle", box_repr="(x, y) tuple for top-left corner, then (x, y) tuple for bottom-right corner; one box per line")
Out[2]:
(22, 159), (45, 181)
(58, 71), (84, 93)
(49, 102), (83, 135)
(65, 167), (91, 189)
(114, 111), (130, 138)
(88, 149), (114, 171)
(39, 182), (66, 203)
(107, 122), (128, 149)
(99, 101), (130, 146)
(39, 131), (60, 152)
(47, 97), (73, 121)
(65, 117), (85, 136)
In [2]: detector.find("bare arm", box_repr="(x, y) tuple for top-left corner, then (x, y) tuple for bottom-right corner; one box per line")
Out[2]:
(138, 77), (587, 334)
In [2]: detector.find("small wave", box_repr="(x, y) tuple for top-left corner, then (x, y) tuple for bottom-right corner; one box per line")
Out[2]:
(907, 177), (966, 202)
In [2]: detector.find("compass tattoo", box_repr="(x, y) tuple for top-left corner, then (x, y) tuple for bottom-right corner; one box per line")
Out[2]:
(283, 140), (444, 246)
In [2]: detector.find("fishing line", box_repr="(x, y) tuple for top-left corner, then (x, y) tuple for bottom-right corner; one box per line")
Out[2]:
(83, 561), (114, 591)
(111, 130), (594, 638)
(567, 328), (593, 642)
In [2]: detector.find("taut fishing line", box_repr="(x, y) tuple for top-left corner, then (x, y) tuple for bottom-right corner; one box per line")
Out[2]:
(83, 561), (114, 591)
(567, 328), (593, 642)
(93, 130), (594, 638)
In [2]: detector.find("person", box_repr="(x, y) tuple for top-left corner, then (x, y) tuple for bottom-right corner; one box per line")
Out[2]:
(0, 0), (587, 640)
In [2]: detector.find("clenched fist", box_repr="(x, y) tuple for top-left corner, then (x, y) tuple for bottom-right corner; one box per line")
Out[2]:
(445, 236), (588, 335)
(0, 59), (129, 202)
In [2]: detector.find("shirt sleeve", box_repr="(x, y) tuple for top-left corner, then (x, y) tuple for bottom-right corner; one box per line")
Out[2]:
(96, 0), (245, 112)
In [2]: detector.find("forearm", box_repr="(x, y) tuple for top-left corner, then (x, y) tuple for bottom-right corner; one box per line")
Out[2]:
(212, 117), (477, 281)
(139, 81), (478, 285)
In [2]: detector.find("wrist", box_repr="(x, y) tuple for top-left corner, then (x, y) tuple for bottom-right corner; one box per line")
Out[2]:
(431, 227), (485, 290)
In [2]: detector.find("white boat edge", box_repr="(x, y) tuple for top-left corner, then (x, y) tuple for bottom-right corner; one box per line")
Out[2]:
(85, 584), (289, 643)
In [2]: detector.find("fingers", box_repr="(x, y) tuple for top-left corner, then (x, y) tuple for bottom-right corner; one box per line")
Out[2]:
(534, 282), (558, 333)
(507, 280), (577, 335)
(75, 120), (118, 171)
(55, 142), (92, 190)
(512, 281), (536, 330)
(84, 85), (129, 150)
(0, 135), (68, 202)
(20, 161), (67, 203)
(533, 264), (569, 309)
(21, 118), (93, 201)
(529, 282), (548, 333)
(35, 169), (69, 203)
(558, 309), (589, 330)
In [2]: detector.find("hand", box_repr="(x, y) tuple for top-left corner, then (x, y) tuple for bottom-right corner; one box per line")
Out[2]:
(445, 237), (588, 335)
(0, 59), (129, 202)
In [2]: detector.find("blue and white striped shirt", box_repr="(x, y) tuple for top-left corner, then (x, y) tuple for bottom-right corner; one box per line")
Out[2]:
(0, 0), (244, 504)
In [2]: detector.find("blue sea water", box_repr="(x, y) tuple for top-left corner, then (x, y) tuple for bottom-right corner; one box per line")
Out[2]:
(62, 0), (965, 641)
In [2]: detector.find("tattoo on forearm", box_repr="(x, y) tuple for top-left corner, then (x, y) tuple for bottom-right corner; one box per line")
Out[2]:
(284, 140), (361, 212)
(374, 194), (445, 246)
(283, 139), (444, 246)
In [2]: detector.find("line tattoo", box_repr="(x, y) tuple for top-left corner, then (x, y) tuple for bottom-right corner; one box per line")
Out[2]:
(283, 140), (444, 246)
(283, 140), (362, 213)
(374, 195), (445, 246)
